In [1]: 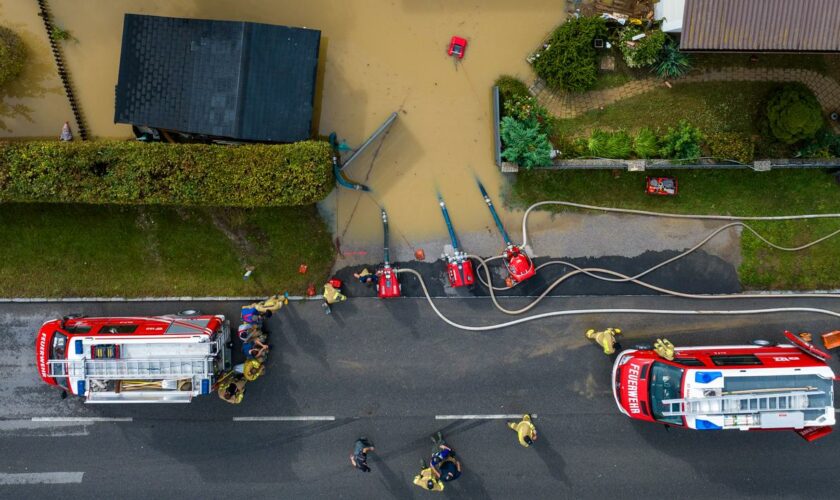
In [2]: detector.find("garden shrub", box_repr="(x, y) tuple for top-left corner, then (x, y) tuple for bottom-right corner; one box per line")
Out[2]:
(0, 26), (26, 88)
(503, 94), (550, 126)
(704, 131), (755, 164)
(0, 140), (334, 207)
(795, 128), (840, 158)
(588, 129), (632, 158)
(765, 84), (823, 144)
(659, 120), (703, 162)
(500, 116), (553, 169)
(619, 27), (666, 68)
(633, 128), (659, 158)
(533, 16), (607, 92)
(495, 75), (530, 108)
(653, 39), (691, 79)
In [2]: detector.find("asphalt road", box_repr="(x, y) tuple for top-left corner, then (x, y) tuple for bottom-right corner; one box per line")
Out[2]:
(1, 296), (840, 499)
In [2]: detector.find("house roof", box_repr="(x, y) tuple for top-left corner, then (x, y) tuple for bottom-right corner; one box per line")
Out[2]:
(114, 14), (320, 142)
(680, 0), (840, 52)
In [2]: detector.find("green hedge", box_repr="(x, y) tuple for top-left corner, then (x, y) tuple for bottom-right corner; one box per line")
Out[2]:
(0, 140), (334, 207)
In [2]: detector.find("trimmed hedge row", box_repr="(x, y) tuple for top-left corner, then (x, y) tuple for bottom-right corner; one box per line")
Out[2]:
(0, 140), (334, 207)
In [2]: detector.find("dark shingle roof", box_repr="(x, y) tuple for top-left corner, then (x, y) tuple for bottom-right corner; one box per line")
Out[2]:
(681, 0), (840, 52)
(114, 14), (320, 142)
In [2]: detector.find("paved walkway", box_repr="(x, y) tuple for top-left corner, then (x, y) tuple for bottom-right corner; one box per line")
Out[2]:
(531, 67), (840, 123)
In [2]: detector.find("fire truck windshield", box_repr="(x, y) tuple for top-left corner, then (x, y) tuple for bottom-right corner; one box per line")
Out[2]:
(649, 362), (684, 425)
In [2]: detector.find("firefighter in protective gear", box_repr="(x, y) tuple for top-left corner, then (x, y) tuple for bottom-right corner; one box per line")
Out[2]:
(654, 338), (675, 360)
(218, 377), (246, 404)
(413, 463), (445, 492)
(507, 414), (538, 447)
(586, 327), (622, 355)
(255, 292), (289, 317)
(323, 282), (346, 305)
(242, 359), (264, 381)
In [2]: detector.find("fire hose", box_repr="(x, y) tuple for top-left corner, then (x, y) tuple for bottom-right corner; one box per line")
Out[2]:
(395, 202), (840, 331)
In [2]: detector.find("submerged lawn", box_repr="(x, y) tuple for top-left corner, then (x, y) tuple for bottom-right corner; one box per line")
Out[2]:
(0, 204), (335, 297)
(512, 168), (840, 290)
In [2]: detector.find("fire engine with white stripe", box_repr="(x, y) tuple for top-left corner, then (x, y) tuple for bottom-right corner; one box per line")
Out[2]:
(612, 332), (836, 442)
(36, 313), (231, 403)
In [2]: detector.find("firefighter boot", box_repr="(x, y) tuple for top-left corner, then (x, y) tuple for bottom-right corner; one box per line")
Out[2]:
(654, 338), (675, 360)
(585, 328), (622, 355)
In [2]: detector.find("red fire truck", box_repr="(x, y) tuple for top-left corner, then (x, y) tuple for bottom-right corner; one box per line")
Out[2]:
(36, 313), (231, 403)
(612, 333), (836, 441)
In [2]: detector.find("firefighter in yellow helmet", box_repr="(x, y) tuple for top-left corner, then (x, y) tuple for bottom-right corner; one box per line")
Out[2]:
(217, 376), (246, 404)
(413, 461), (445, 492)
(507, 414), (538, 447)
(585, 327), (622, 355)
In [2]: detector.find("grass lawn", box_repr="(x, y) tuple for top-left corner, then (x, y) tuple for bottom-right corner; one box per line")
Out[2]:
(0, 203), (335, 297)
(551, 81), (795, 158)
(512, 168), (840, 290)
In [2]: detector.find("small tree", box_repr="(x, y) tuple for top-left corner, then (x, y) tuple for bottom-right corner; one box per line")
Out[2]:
(659, 120), (703, 162)
(653, 39), (691, 79)
(500, 116), (553, 169)
(765, 84), (823, 144)
(533, 16), (607, 92)
(0, 26), (26, 88)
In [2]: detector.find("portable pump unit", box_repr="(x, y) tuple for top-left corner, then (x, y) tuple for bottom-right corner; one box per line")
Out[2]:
(437, 194), (475, 288)
(377, 209), (401, 298)
(477, 181), (536, 284)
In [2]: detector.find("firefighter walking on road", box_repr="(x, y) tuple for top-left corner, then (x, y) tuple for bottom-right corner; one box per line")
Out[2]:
(586, 327), (622, 355)
(507, 414), (538, 447)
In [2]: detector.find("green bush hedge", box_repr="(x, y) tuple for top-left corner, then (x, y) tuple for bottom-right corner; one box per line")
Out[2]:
(0, 26), (26, 88)
(633, 128), (659, 158)
(765, 84), (823, 144)
(0, 140), (334, 207)
(500, 116), (553, 169)
(533, 16), (607, 92)
(495, 75), (530, 112)
(588, 129), (632, 158)
(659, 120), (703, 162)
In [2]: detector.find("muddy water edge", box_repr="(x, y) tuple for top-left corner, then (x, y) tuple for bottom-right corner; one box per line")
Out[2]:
(0, 0), (567, 246)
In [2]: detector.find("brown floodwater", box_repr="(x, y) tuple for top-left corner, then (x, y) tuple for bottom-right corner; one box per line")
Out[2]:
(0, 0), (567, 244)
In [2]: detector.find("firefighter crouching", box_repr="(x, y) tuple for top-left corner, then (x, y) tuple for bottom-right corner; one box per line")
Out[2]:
(586, 327), (622, 355)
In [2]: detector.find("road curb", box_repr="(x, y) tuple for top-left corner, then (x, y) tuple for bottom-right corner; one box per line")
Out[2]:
(0, 290), (838, 303)
(0, 296), (322, 303)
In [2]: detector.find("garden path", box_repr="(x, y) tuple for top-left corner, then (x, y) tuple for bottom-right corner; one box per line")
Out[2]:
(531, 67), (840, 131)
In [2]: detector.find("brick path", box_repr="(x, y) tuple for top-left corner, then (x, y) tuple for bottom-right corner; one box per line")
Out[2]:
(531, 67), (840, 124)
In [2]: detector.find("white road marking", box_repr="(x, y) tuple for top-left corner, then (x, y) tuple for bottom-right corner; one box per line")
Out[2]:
(233, 416), (335, 422)
(0, 472), (84, 485)
(436, 414), (537, 420)
(30, 417), (132, 423)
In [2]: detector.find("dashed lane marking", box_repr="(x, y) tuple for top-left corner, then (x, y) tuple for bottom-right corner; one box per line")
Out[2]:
(0, 472), (84, 485)
(233, 416), (336, 422)
(30, 417), (132, 423)
(435, 414), (537, 420)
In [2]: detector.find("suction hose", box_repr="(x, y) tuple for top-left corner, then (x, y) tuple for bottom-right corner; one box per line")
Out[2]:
(381, 209), (391, 265)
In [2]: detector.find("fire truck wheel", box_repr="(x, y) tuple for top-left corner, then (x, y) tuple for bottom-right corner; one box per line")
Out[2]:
(634, 343), (653, 351)
(751, 339), (771, 346)
(177, 309), (201, 316)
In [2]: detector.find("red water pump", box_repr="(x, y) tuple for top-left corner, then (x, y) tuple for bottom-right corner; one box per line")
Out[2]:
(477, 181), (535, 284)
(376, 209), (402, 298)
(438, 194), (475, 288)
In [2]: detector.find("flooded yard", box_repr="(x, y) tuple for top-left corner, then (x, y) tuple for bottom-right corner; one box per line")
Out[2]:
(0, 0), (567, 245)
